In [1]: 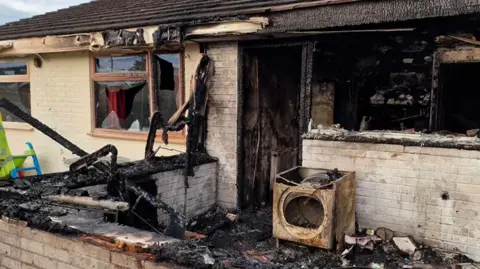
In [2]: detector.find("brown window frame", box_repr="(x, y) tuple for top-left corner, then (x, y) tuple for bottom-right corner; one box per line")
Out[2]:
(0, 59), (33, 130)
(89, 50), (186, 144)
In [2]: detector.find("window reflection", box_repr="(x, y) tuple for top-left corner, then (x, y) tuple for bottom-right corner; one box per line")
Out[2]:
(0, 62), (27, 76)
(95, 55), (146, 73)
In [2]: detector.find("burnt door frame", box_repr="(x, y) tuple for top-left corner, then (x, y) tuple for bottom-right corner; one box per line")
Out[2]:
(236, 40), (314, 208)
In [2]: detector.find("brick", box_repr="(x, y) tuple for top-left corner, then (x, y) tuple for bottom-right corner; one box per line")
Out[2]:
(0, 242), (11, 256)
(70, 254), (115, 269)
(43, 245), (69, 263)
(20, 239), (43, 256)
(20, 250), (34, 264)
(0, 231), (19, 247)
(0, 256), (21, 269)
(110, 252), (141, 269)
(33, 254), (57, 269)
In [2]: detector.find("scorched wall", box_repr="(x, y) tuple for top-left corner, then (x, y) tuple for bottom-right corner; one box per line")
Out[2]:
(205, 42), (239, 209)
(155, 162), (218, 224)
(303, 139), (480, 260)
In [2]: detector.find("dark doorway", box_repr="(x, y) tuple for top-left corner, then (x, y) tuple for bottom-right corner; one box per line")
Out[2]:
(440, 63), (480, 134)
(241, 46), (303, 207)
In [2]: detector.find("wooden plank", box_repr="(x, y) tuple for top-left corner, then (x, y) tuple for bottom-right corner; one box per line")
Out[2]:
(311, 81), (335, 127)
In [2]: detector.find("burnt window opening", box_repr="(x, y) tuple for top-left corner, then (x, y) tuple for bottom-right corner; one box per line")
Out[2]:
(438, 63), (480, 135)
(311, 34), (433, 132)
(153, 53), (180, 121)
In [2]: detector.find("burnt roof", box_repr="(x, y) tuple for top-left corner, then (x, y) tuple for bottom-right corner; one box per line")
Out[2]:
(2, 0), (480, 41)
(0, 0), (356, 41)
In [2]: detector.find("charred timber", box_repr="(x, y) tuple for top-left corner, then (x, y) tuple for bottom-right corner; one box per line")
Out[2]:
(185, 55), (212, 177)
(70, 144), (118, 176)
(0, 98), (87, 157)
(0, 98), (110, 174)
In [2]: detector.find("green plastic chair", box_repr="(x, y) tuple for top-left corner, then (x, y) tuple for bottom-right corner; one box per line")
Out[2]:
(0, 114), (42, 179)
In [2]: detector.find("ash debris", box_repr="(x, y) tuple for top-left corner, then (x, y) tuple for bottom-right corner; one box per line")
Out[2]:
(155, 207), (342, 269)
(152, 207), (474, 269)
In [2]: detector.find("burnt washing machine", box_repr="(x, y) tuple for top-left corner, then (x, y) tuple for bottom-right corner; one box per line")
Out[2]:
(273, 166), (356, 250)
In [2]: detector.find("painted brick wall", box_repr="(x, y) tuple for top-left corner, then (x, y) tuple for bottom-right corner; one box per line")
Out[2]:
(205, 42), (238, 209)
(0, 219), (180, 269)
(303, 139), (480, 260)
(155, 162), (217, 224)
(5, 51), (188, 174)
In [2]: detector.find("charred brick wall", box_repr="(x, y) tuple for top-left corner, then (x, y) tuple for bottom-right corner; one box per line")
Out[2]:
(0, 219), (178, 269)
(155, 162), (218, 225)
(205, 42), (239, 209)
(303, 138), (480, 261)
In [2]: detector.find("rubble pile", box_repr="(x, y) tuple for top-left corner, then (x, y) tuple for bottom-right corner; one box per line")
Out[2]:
(151, 207), (473, 269)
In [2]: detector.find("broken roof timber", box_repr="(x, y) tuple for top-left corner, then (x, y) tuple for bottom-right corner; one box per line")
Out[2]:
(185, 17), (269, 38)
(0, 18), (268, 56)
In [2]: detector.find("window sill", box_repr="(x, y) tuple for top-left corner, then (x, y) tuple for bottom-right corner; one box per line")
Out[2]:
(3, 122), (34, 131)
(88, 129), (186, 145)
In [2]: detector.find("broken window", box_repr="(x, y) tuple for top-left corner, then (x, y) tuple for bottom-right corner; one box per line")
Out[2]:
(153, 53), (180, 120)
(91, 53), (184, 138)
(311, 34), (432, 132)
(438, 63), (480, 134)
(93, 54), (150, 132)
(0, 61), (30, 122)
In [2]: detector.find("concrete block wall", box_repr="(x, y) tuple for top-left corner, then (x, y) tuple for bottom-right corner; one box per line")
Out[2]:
(303, 139), (480, 260)
(155, 162), (217, 224)
(205, 42), (239, 209)
(0, 219), (178, 269)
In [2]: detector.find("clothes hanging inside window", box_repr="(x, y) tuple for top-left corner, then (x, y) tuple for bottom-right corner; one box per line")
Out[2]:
(104, 81), (146, 129)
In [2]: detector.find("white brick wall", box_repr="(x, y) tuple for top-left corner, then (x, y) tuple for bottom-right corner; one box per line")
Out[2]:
(303, 139), (480, 260)
(205, 42), (238, 209)
(0, 219), (177, 269)
(155, 162), (217, 224)
(4, 51), (187, 173)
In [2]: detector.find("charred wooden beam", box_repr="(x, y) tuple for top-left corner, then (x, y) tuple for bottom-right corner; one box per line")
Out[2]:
(70, 144), (118, 176)
(144, 111), (186, 159)
(0, 98), (87, 157)
(43, 195), (130, 211)
(185, 55), (213, 177)
(0, 98), (110, 174)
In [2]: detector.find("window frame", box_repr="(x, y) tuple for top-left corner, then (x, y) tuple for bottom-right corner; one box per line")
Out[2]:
(89, 50), (186, 143)
(0, 59), (33, 130)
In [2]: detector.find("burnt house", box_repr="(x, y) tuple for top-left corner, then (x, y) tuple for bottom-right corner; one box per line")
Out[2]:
(1, 0), (480, 266)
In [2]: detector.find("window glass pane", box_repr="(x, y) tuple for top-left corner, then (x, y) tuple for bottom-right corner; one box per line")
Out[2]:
(0, 62), (27, 76)
(95, 55), (146, 73)
(94, 81), (150, 131)
(0, 83), (31, 122)
(155, 54), (179, 120)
